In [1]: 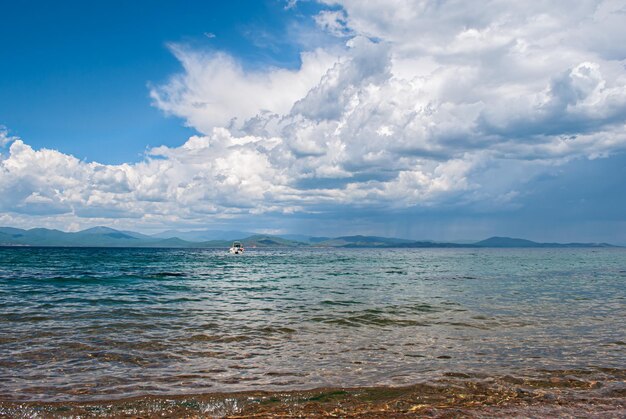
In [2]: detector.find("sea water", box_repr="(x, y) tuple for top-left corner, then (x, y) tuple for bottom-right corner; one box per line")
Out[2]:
(0, 247), (624, 403)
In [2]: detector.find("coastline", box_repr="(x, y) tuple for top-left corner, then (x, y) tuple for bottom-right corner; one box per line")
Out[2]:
(2, 370), (624, 418)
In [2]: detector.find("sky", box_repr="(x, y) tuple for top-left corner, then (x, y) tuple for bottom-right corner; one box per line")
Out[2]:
(1, 0), (625, 243)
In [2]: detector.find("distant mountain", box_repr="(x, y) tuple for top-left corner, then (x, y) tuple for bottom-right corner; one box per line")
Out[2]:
(243, 235), (307, 247)
(0, 227), (147, 247)
(120, 230), (155, 240)
(0, 227), (619, 249)
(313, 236), (475, 248)
(316, 235), (415, 247)
(475, 237), (539, 247)
(393, 241), (475, 248)
(0, 227), (30, 236)
(75, 227), (140, 241)
(151, 229), (257, 242)
(475, 236), (617, 248)
(278, 234), (330, 243)
(0, 227), (307, 248)
(184, 236), (306, 248)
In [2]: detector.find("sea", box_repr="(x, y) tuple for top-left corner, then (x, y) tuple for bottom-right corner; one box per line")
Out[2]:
(0, 247), (624, 416)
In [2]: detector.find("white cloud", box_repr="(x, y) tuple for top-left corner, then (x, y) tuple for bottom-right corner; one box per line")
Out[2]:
(3, 0), (626, 230)
(0, 127), (18, 148)
(284, 0), (298, 10)
(150, 45), (340, 133)
(314, 9), (352, 37)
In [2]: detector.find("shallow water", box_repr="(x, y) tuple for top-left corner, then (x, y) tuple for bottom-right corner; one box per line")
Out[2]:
(0, 247), (624, 403)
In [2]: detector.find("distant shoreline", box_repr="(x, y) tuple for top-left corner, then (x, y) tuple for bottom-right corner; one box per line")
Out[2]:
(0, 226), (620, 248)
(0, 244), (623, 249)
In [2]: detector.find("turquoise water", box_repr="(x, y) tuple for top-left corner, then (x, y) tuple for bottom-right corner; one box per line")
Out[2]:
(0, 247), (624, 402)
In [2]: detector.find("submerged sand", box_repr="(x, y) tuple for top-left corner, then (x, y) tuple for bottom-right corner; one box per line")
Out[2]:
(1, 369), (624, 418)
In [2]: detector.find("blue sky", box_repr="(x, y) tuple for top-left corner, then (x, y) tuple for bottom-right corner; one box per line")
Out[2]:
(0, 0), (326, 163)
(1, 0), (625, 243)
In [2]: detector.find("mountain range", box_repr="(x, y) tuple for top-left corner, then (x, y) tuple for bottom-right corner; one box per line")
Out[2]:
(0, 227), (618, 248)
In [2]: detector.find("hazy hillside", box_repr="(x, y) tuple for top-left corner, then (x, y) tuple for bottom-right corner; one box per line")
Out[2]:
(0, 227), (307, 248)
(0, 227), (619, 248)
(316, 235), (415, 247)
(0, 227), (151, 247)
(475, 236), (616, 248)
(151, 229), (257, 241)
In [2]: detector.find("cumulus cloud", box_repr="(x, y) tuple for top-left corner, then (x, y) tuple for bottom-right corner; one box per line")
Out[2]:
(0, 127), (18, 148)
(3, 0), (626, 230)
(150, 45), (340, 132)
(314, 9), (352, 37)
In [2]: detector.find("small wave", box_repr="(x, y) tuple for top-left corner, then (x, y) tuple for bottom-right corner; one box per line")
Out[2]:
(150, 272), (185, 278)
(320, 300), (360, 306)
(3, 370), (624, 416)
(311, 313), (429, 328)
(186, 334), (251, 343)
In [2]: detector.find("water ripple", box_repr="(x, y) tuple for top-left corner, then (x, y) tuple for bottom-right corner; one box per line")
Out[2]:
(0, 247), (625, 402)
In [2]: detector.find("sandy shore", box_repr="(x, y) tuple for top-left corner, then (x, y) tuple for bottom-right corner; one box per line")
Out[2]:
(1, 370), (624, 418)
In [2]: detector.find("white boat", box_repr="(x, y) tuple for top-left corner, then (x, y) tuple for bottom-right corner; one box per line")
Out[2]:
(229, 241), (244, 254)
